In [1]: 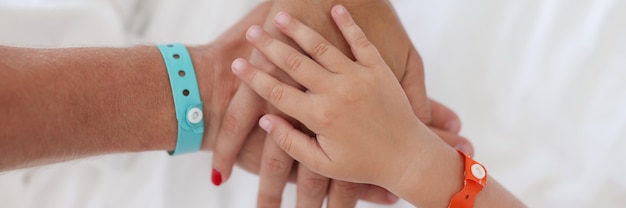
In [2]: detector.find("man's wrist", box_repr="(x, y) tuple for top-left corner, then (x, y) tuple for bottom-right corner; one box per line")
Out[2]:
(185, 45), (217, 151)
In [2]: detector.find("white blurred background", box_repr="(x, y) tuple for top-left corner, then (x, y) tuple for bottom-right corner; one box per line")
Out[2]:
(0, 0), (624, 207)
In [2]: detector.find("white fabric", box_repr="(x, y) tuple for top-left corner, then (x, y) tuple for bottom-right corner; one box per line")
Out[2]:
(0, 0), (624, 207)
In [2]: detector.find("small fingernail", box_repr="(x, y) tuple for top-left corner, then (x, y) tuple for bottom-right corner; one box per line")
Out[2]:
(455, 143), (474, 157)
(387, 193), (400, 202)
(259, 116), (272, 132)
(211, 168), (223, 186)
(275, 12), (290, 26)
(334, 5), (346, 15)
(445, 119), (461, 133)
(231, 58), (245, 73)
(246, 26), (262, 40)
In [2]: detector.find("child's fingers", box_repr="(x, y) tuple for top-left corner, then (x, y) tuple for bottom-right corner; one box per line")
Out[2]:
(330, 5), (384, 67)
(231, 58), (311, 122)
(246, 25), (333, 92)
(273, 12), (352, 72)
(259, 114), (330, 172)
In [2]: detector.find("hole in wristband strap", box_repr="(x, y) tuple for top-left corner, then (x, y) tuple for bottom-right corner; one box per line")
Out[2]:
(158, 44), (204, 156)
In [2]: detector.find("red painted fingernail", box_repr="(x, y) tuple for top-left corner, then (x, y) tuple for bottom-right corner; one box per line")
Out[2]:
(212, 168), (223, 186)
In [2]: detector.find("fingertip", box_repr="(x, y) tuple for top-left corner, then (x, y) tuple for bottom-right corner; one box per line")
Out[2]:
(445, 119), (462, 134)
(246, 25), (263, 41)
(231, 58), (247, 74)
(332, 4), (347, 16)
(211, 168), (223, 186)
(331, 5), (349, 26)
(211, 150), (234, 186)
(259, 115), (273, 132)
(274, 12), (290, 27)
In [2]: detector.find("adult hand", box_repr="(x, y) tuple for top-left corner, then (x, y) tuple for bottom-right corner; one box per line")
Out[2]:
(195, 2), (271, 151)
(211, 0), (474, 207)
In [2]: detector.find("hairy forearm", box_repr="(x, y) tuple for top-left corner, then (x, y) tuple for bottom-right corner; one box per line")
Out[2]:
(0, 45), (212, 171)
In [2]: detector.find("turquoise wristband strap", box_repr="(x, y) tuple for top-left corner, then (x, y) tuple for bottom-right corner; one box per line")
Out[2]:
(158, 44), (204, 156)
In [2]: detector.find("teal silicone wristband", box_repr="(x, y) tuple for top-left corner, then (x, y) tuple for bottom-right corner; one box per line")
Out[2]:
(157, 44), (204, 156)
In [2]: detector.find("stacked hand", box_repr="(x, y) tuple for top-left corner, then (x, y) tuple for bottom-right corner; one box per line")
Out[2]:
(225, 7), (527, 207)
(203, 0), (475, 207)
(0, 0), (474, 206)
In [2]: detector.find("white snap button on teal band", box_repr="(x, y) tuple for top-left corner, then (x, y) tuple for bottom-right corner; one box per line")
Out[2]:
(158, 44), (204, 156)
(187, 107), (203, 124)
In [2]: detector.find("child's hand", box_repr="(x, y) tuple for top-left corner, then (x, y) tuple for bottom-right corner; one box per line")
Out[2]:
(231, 5), (441, 188)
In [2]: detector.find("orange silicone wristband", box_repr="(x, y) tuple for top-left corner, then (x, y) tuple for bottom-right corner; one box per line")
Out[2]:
(448, 150), (487, 208)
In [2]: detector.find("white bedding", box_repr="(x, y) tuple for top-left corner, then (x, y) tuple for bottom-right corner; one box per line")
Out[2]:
(0, 0), (624, 207)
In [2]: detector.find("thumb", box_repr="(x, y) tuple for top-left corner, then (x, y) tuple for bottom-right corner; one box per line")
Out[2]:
(400, 49), (431, 123)
(258, 114), (329, 172)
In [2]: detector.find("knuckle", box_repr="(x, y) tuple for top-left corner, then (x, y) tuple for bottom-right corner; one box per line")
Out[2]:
(315, 109), (336, 128)
(299, 176), (328, 196)
(341, 93), (359, 106)
(353, 34), (372, 49)
(331, 181), (361, 196)
(268, 85), (284, 103)
(312, 41), (331, 58)
(275, 130), (293, 154)
(264, 156), (290, 173)
(221, 113), (241, 137)
(338, 83), (362, 102)
(285, 53), (304, 72)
